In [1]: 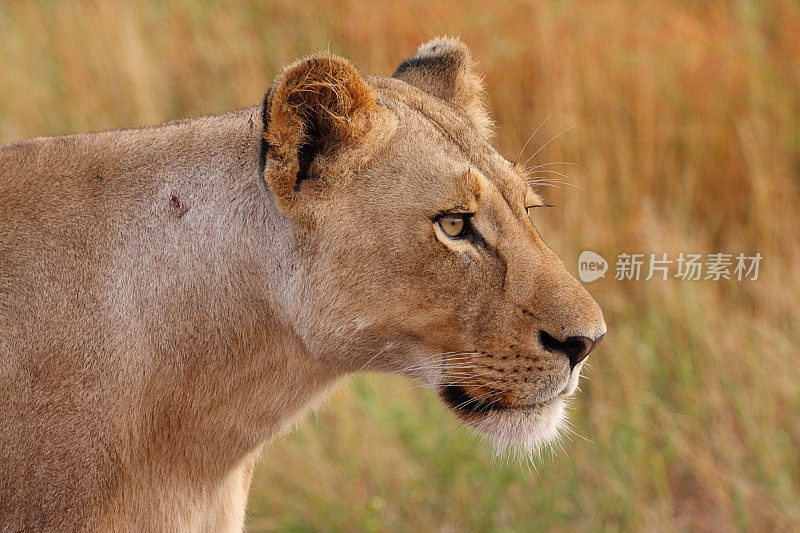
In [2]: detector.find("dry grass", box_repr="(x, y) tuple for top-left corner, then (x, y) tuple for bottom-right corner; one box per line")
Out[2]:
(2, 0), (799, 530)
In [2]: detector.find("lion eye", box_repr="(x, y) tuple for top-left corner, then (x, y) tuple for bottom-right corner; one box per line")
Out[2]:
(438, 214), (466, 238)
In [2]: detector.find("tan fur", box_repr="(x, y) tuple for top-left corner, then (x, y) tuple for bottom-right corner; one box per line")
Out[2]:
(0, 38), (604, 531)
(392, 36), (494, 137)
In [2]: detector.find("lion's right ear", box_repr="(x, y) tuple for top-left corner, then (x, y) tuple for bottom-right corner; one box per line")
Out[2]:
(261, 54), (376, 210)
(393, 37), (493, 138)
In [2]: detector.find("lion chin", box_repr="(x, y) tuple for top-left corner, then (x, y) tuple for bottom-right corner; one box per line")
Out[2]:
(470, 400), (567, 455)
(439, 387), (567, 455)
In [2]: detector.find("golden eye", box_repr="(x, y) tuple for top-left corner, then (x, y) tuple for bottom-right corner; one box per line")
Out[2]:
(438, 214), (466, 238)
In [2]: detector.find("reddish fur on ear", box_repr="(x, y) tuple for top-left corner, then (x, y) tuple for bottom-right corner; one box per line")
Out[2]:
(263, 54), (376, 204)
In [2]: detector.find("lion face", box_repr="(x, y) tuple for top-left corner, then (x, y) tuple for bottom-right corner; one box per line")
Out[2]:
(262, 38), (606, 453)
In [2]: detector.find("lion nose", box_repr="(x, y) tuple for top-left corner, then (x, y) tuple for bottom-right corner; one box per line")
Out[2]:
(538, 331), (603, 369)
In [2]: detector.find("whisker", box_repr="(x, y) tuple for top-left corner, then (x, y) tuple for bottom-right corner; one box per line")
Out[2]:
(528, 183), (563, 189)
(527, 161), (577, 170)
(394, 352), (478, 374)
(523, 125), (576, 167)
(389, 370), (497, 397)
(442, 369), (499, 384)
(397, 360), (479, 374)
(515, 114), (551, 163)
(357, 344), (393, 372)
(453, 388), (505, 411)
(527, 178), (584, 190)
(527, 168), (573, 181)
(389, 380), (436, 395)
(562, 421), (595, 444)
(526, 176), (573, 185)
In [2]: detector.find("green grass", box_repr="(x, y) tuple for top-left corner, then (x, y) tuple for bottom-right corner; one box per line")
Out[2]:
(1, 0), (799, 530)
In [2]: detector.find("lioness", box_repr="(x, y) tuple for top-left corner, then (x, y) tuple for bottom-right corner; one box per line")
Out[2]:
(0, 37), (605, 531)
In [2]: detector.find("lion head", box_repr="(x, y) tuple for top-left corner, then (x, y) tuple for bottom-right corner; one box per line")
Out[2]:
(261, 37), (606, 453)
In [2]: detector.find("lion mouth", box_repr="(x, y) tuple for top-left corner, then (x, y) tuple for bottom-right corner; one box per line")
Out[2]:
(438, 383), (564, 416)
(439, 384), (508, 415)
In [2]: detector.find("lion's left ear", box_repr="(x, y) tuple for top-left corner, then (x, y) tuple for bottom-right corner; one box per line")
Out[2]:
(262, 54), (376, 210)
(393, 36), (493, 137)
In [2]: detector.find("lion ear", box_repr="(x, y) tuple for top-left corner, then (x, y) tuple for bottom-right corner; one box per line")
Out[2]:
(262, 54), (376, 207)
(393, 37), (493, 137)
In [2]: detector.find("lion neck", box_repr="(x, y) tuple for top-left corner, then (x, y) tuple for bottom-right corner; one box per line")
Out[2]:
(110, 108), (341, 522)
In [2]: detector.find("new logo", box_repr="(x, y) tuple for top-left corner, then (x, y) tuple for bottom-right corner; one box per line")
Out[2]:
(578, 250), (608, 282)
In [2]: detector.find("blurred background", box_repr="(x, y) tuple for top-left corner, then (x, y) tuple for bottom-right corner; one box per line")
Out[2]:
(2, 0), (798, 530)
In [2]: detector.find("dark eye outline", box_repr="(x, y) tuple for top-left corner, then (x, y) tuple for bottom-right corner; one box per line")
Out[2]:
(434, 212), (475, 240)
(525, 203), (553, 224)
